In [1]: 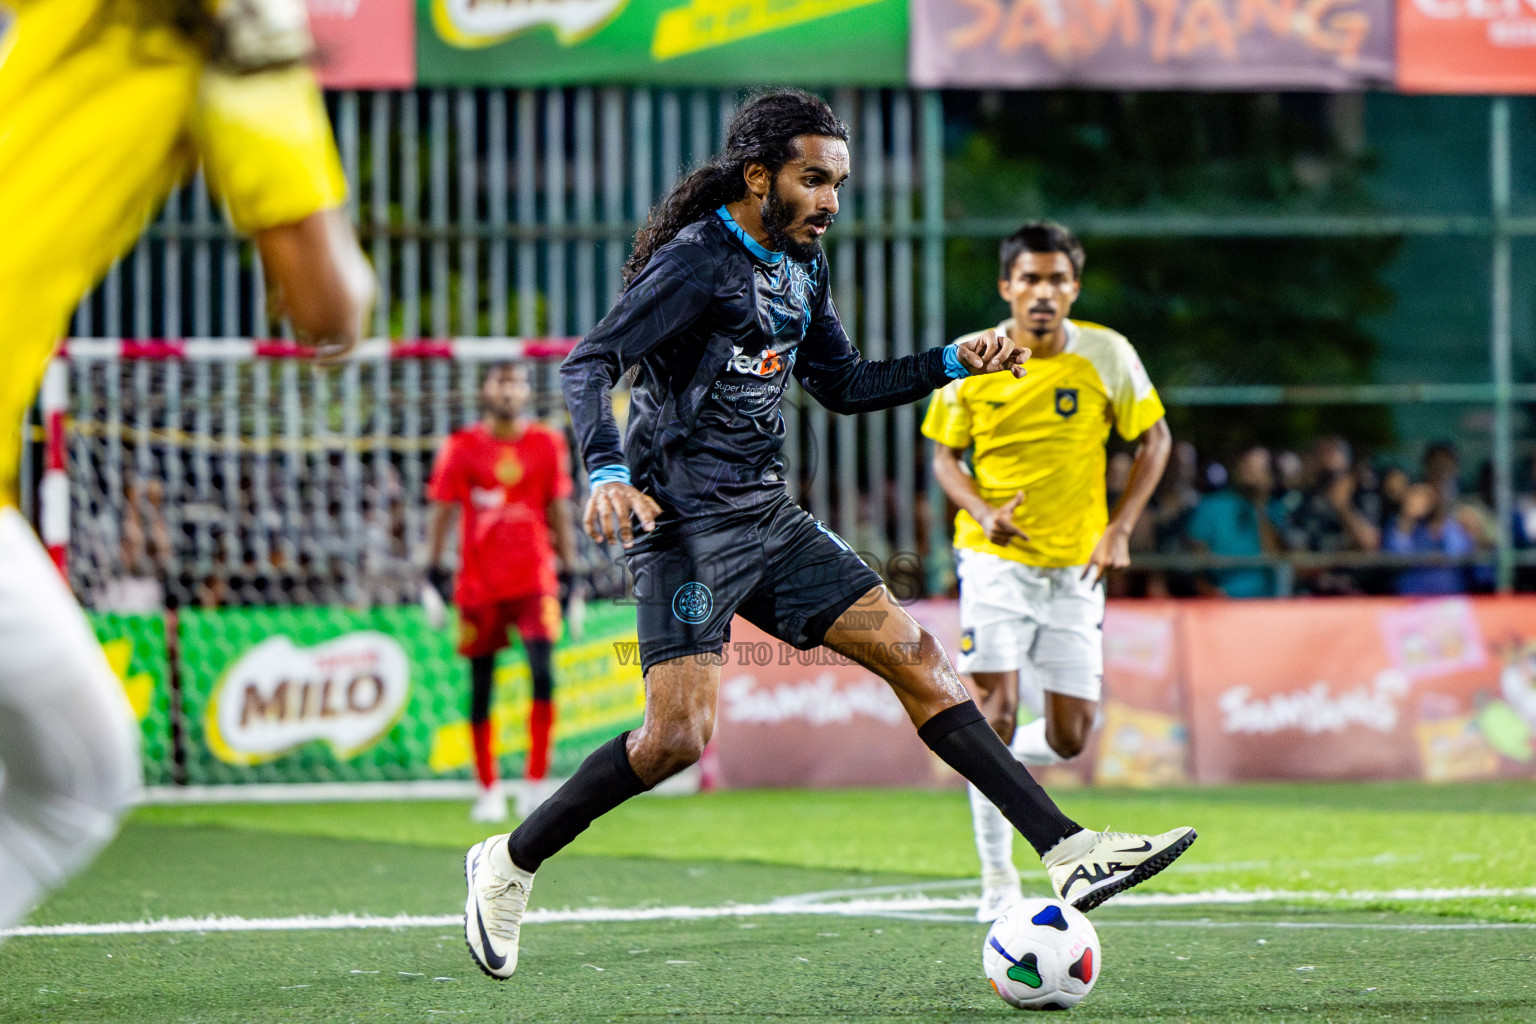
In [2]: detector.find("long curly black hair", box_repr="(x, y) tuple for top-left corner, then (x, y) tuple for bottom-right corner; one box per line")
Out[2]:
(622, 89), (848, 286)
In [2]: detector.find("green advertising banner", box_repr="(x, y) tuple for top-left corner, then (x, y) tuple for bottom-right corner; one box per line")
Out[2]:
(177, 602), (643, 785)
(88, 613), (175, 787)
(417, 0), (908, 86)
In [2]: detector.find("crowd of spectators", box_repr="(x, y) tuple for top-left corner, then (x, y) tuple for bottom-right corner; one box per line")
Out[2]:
(74, 428), (1536, 610)
(1110, 436), (1536, 599)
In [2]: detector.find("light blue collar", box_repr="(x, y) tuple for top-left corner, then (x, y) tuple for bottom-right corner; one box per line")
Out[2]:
(716, 206), (783, 264)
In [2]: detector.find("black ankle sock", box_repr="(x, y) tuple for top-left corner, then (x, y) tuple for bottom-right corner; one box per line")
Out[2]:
(918, 702), (1082, 857)
(506, 731), (648, 872)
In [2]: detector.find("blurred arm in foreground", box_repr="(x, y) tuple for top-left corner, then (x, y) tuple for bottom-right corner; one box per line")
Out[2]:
(0, 0), (370, 933)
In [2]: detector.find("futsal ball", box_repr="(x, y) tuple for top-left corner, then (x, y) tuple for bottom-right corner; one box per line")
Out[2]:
(982, 898), (1100, 1010)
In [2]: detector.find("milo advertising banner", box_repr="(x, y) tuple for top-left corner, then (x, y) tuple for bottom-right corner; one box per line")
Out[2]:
(88, 613), (175, 787)
(417, 0), (910, 85)
(177, 603), (643, 785)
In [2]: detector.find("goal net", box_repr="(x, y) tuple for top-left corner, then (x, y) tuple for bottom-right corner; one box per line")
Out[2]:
(54, 338), (611, 612)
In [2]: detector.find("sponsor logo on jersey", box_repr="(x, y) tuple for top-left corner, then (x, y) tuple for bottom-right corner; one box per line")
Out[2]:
(470, 486), (507, 510)
(1055, 387), (1079, 418)
(725, 345), (789, 378)
(207, 632), (410, 765)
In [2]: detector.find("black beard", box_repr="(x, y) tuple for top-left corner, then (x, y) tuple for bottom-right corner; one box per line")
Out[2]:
(762, 188), (823, 263)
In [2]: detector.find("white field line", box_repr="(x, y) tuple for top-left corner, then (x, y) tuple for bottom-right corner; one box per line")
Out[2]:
(8, 885), (1536, 939)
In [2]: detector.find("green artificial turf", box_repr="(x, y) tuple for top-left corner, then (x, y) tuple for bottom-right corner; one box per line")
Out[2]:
(4, 782), (1536, 1022)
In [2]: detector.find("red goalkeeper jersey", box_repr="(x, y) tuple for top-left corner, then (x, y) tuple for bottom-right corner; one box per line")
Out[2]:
(428, 422), (573, 606)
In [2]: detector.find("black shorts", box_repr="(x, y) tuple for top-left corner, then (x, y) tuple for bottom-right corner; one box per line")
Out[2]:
(625, 495), (883, 674)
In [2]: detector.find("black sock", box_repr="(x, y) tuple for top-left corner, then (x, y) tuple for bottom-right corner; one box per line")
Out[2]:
(506, 731), (649, 873)
(524, 640), (554, 702)
(469, 655), (495, 724)
(918, 702), (1082, 857)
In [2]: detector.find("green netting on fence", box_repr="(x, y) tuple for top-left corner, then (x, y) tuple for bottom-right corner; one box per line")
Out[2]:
(88, 613), (174, 787)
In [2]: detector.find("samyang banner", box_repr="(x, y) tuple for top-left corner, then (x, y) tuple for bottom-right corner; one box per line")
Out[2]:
(308, 0), (416, 88)
(910, 0), (1395, 89)
(416, 0), (909, 86)
(1397, 0), (1536, 93)
(1181, 596), (1536, 784)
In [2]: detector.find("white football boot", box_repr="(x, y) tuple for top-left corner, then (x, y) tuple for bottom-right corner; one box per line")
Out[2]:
(1043, 826), (1197, 912)
(975, 876), (1025, 923)
(470, 784), (507, 823)
(464, 834), (534, 980)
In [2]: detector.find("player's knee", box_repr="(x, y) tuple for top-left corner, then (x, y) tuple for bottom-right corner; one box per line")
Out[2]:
(987, 709), (1017, 745)
(899, 627), (950, 680)
(637, 720), (710, 778)
(1045, 719), (1090, 760)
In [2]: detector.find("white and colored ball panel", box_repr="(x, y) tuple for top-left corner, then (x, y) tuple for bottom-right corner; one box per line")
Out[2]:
(982, 899), (1099, 1010)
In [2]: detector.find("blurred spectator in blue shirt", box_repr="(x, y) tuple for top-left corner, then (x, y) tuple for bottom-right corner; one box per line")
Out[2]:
(1383, 482), (1474, 595)
(1186, 446), (1285, 598)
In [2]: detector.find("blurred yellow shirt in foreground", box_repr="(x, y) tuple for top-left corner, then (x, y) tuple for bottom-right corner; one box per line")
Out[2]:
(922, 319), (1165, 568)
(0, 0), (346, 505)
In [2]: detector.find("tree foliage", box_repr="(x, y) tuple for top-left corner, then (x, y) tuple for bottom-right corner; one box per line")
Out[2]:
(944, 92), (1399, 458)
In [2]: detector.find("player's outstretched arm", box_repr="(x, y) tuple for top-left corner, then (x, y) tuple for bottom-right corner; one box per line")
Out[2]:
(256, 207), (373, 361)
(796, 306), (1028, 414)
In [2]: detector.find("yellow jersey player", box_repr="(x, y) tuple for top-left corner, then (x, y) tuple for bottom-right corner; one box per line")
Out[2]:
(921, 222), (1171, 922)
(0, 0), (372, 932)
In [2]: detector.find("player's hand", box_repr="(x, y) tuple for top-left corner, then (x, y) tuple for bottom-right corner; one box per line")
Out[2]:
(956, 329), (1029, 379)
(977, 491), (1028, 547)
(584, 482), (663, 548)
(1083, 525), (1131, 585)
(420, 566), (452, 630)
(266, 280), (361, 364)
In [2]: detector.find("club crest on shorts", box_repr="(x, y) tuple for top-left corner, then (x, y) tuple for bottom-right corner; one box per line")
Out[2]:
(960, 628), (976, 655)
(1054, 388), (1078, 418)
(672, 582), (713, 624)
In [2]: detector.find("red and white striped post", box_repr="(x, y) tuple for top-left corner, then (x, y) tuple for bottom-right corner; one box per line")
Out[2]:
(39, 357), (70, 576)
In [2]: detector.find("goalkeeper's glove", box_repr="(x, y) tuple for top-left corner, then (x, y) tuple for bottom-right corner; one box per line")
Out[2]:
(421, 566), (452, 631)
(559, 565), (588, 642)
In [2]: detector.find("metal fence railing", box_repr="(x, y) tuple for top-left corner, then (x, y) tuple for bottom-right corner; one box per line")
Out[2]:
(29, 89), (1534, 596)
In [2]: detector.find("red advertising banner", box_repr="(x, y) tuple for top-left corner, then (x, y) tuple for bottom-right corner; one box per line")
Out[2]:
(910, 0), (1395, 89)
(308, 0), (416, 89)
(709, 600), (1191, 790)
(1397, 0), (1536, 93)
(1182, 596), (1536, 783)
(1091, 602), (1190, 787)
(709, 615), (954, 789)
(707, 596), (1536, 790)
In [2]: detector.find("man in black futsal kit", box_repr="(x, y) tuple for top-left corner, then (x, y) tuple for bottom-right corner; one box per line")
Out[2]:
(464, 90), (1196, 980)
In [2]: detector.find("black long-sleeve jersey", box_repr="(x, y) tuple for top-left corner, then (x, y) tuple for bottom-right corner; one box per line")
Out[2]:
(561, 208), (953, 521)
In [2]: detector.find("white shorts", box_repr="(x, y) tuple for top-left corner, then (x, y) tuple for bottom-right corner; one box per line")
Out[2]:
(954, 548), (1105, 703)
(0, 507), (141, 929)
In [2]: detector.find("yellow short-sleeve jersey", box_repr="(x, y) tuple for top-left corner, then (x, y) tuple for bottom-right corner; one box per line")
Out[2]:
(0, 0), (347, 505)
(921, 319), (1165, 568)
